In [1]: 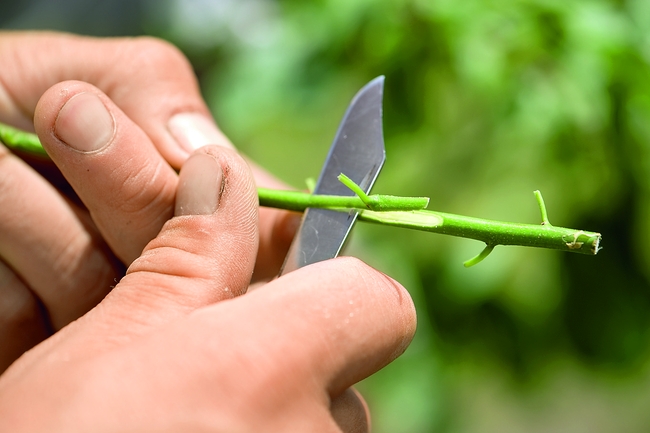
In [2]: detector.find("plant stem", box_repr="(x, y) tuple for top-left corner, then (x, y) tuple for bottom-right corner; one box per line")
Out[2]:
(0, 121), (602, 263)
(0, 123), (47, 157)
(355, 207), (600, 256)
(258, 189), (601, 256)
(258, 187), (429, 212)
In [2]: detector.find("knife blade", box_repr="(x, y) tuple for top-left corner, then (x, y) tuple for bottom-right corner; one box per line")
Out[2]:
(280, 76), (386, 274)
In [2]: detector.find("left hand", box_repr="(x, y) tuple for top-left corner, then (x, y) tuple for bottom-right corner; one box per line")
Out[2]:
(0, 31), (296, 371)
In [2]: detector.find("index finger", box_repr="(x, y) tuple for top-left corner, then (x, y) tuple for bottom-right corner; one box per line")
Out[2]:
(0, 31), (217, 166)
(214, 257), (417, 396)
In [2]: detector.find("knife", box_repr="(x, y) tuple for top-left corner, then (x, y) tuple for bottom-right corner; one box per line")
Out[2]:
(280, 76), (386, 275)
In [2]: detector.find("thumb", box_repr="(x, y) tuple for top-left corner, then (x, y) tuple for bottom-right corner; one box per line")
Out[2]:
(94, 146), (259, 334)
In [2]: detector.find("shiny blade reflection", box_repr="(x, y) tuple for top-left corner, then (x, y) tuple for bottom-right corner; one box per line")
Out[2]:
(280, 76), (386, 274)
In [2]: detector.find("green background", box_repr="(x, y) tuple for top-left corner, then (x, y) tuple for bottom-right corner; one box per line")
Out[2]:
(4, 0), (650, 431)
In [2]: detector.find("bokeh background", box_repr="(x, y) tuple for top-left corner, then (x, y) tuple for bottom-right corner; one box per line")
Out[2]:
(3, 0), (650, 431)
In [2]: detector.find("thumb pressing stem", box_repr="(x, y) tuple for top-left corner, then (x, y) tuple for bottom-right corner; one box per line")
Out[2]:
(175, 153), (224, 216)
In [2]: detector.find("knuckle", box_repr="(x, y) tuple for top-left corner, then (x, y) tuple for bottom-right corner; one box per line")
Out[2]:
(0, 279), (39, 332)
(122, 36), (192, 73)
(46, 234), (116, 328)
(117, 161), (175, 216)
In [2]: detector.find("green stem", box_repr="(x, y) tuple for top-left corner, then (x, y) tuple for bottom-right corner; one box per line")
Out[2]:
(257, 187), (600, 256)
(0, 121), (602, 262)
(0, 123), (48, 157)
(258, 188), (429, 212)
(355, 207), (601, 256)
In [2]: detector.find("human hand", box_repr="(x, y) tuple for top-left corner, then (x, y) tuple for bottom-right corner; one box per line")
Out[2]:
(0, 138), (417, 432)
(0, 32), (296, 370)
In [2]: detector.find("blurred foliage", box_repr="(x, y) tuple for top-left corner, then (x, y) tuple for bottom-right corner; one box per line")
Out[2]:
(5, 0), (650, 431)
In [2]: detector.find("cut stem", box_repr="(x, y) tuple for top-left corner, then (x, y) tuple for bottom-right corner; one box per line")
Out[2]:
(258, 188), (429, 212)
(0, 121), (602, 262)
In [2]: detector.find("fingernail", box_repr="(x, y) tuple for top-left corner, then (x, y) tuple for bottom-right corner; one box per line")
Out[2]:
(168, 113), (234, 154)
(175, 153), (224, 216)
(54, 92), (115, 152)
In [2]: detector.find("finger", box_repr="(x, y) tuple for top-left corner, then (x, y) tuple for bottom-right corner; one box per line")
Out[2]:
(175, 257), (415, 396)
(34, 81), (178, 265)
(264, 257), (416, 396)
(331, 388), (370, 433)
(88, 146), (259, 335)
(2, 32), (294, 277)
(83, 257), (410, 428)
(258, 257), (417, 395)
(0, 259), (50, 372)
(1, 32), (227, 166)
(245, 159), (300, 281)
(0, 145), (119, 330)
(254, 207), (300, 281)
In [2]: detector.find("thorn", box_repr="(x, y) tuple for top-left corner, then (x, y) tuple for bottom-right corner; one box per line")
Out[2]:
(305, 178), (316, 194)
(338, 173), (372, 208)
(534, 190), (551, 226)
(463, 244), (496, 267)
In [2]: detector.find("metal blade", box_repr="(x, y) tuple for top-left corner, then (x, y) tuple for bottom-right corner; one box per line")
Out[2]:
(280, 76), (386, 274)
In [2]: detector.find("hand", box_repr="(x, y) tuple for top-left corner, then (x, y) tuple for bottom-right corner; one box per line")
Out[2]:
(0, 32), (296, 370)
(0, 140), (417, 432)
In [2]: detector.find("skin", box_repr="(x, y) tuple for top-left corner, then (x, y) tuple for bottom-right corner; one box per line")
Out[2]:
(0, 31), (297, 369)
(0, 32), (417, 431)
